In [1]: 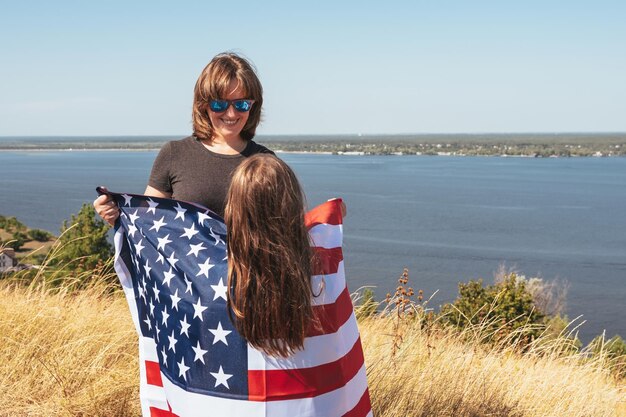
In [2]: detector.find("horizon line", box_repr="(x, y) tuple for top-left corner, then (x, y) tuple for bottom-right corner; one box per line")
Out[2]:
(1, 131), (626, 139)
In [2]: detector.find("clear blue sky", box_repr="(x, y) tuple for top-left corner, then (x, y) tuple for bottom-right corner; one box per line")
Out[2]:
(1, 0), (625, 136)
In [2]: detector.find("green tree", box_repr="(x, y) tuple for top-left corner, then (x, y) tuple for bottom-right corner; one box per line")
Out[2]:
(54, 203), (113, 270)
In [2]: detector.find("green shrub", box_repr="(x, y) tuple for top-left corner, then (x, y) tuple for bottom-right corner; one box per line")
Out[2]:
(28, 229), (53, 242)
(441, 273), (545, 343)
(6, 231), (28, 250)
(2, 216), (26, 233)
(355, 288), (378, 319)
(587, 334), (626, 380)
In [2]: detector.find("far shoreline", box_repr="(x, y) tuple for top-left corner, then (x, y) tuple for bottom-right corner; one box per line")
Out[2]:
(0, 147), (624, 158)
(0, 132), (624, 157)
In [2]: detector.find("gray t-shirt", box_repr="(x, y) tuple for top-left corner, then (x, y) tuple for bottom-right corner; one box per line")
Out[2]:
(148, 136), (274, 217)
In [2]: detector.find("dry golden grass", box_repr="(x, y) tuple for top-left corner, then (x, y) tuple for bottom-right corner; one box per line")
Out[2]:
(361, 314), (626, 417)
(0, 278), (140, 417)
(1, 276), (624, 417)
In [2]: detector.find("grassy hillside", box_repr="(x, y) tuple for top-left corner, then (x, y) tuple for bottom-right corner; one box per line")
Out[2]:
(0, 272), (624, 417)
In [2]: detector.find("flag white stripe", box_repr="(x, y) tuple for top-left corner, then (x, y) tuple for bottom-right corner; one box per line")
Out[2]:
(247, 311), (361, 371)
(113, 229), (134, 289)
(139, 337), (168, 415)
(142, 336), (160, 362)
(311, 261), (346, 306)
(161, 362), (369, 417)
(308, 223), (343, 249)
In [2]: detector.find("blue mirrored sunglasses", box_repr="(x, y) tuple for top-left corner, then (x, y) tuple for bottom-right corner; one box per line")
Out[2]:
(209, 99), (255, 113)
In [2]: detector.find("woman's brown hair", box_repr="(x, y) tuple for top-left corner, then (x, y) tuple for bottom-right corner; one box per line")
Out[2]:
(192, 52), (263, 142)
(225, 154), (313, 357)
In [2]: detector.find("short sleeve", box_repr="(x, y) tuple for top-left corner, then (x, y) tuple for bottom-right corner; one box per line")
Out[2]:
(148, 142), (173, 193)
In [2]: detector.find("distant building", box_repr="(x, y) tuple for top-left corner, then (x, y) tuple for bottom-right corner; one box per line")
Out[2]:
(0, 248), (18, 272)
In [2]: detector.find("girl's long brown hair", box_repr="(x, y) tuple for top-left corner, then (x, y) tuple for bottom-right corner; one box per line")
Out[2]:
(225, 154), (313, 357)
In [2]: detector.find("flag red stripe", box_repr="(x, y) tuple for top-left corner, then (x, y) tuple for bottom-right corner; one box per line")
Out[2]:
(248, 336), (364, 401)
(308, 286), (353, 337)
(342, 386), (372, 417)
(305, 199), (343, 228)
(312, 246), (343, 276)
(149, 406), (179, 417)
(146, 360), (164, 387)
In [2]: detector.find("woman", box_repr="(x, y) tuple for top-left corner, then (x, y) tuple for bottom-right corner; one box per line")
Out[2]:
(94, 52), (273, 223)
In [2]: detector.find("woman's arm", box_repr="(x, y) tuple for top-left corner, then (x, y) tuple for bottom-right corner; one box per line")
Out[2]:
(144, 185), (172, 199)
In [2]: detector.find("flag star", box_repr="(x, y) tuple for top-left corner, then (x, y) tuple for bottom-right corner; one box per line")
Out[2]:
(134, 239), (145, 256)
(156, 253), (165, 264)
(184, 275), (193, 295)
(162, 267), (175, 287)
(174, 203), (187, 221)
(128, 223), (138, 238)
(150, 216), (167, 233)
(197, 211), (212, 226)
(143, 317), (152, 331)
(161, 306), (170, 326)
(161, 345), (168, 367)
(157, 234), (172, 251)
(210, 366), (233, 389)
(153, 282), (160, 302)
(167, 252), (179, 269)
(211, 278), (228, 301)
(181, 223), (199, 240)
(192, 341), (208, 364)
(178, 357), (190, 381)
(192, 298), (208, 321)
(122, 194), (133, 206)
(209, 322), (232, 346)
(170, 289), (181, 311)
(149, 299), (155, 316)
(147, 198), (159, 214)
(187, 242), (207, 257)
(138, 285), (146, 301)
(128, 210), (140, 224)
(196, 257), (215, 278)
(209, 228), (225, 246)
(179, 315), (191, 338)
(168, 330), (178, 353)
(144, 260), (152, 277)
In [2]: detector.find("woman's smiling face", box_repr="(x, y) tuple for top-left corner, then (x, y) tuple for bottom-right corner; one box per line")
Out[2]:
(208, 80), (250, 142)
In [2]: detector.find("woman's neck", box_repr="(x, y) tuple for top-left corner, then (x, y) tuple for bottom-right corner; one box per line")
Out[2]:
(202, 135), (247, 155)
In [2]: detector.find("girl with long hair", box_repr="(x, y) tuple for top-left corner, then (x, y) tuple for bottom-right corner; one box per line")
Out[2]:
(224, 154), (315, 357)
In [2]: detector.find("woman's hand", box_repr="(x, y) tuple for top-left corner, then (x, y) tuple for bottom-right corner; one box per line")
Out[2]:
(93, 187), (119, 226)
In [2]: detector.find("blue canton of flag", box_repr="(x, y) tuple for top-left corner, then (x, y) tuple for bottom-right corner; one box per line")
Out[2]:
(110, 190), (249, 397)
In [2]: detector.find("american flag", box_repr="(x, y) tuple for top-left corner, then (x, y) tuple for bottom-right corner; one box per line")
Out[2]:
(104, 189), (372, 417)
